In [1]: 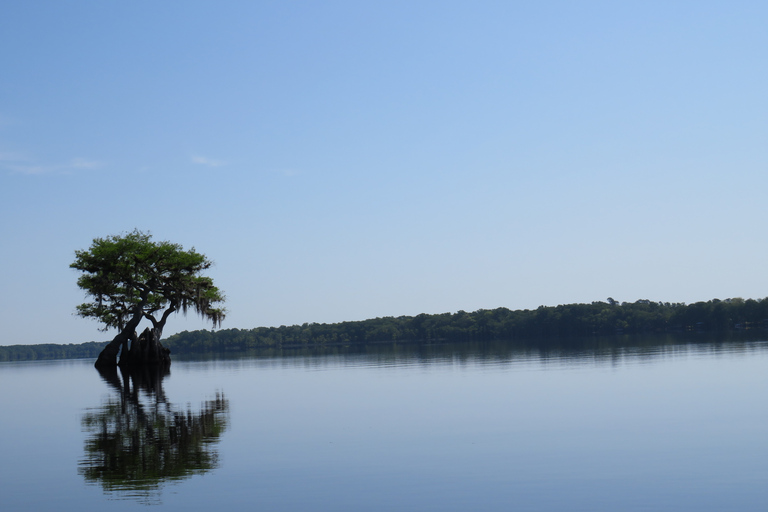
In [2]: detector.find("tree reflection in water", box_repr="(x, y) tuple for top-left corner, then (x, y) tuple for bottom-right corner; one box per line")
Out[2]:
(79, 365), (228, 504)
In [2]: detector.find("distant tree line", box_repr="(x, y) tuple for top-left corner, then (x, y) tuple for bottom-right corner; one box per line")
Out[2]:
(0, 342), (107, 362)
(4, 297), (768, 361)
(163, 297), (768, 354)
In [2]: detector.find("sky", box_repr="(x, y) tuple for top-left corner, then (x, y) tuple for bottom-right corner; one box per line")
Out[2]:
(1, 1), (767, 345)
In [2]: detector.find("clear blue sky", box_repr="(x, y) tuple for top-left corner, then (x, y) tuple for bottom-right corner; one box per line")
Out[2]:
(1, 1), (766, 345)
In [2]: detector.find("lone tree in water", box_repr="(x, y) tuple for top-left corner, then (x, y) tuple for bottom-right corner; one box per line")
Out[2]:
(72, 230), (225, 368)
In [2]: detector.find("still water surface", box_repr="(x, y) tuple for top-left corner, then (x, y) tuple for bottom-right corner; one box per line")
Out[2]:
(1, 337), (766, 511)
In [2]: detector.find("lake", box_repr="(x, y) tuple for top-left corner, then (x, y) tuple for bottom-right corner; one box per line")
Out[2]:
(1, 336), (766, 511)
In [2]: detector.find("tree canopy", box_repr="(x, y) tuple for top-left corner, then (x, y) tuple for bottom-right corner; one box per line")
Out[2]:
(161, 297), (768, 353)
(72, 229), (225, 367)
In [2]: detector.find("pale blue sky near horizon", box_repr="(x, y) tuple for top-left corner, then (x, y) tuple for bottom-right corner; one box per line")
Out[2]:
(1, 1), (766, 345)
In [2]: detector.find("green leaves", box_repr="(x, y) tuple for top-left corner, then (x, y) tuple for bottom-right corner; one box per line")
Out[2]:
(72, 230), (226, 333)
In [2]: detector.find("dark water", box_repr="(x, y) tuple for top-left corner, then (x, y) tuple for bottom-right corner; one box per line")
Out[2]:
(1, 337), (766, 511)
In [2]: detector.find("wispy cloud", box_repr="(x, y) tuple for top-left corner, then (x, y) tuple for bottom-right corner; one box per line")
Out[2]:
(69, 157), (103, 170)
(0, 151), (39, 174)
(192, 155), (227, 167)
(0, 153), (105, 175)
(0, 151), (25, 162)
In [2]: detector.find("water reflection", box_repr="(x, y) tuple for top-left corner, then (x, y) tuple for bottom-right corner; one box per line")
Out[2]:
(172, 331), (768, 372)
(79, 366), (228, 504)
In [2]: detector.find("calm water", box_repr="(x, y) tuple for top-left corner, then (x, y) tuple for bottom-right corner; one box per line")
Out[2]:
(1, 337), (766, 511)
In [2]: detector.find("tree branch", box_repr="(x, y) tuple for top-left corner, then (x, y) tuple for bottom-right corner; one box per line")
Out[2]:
(159, 305), (177, 330)
(143, 312), (159, 329)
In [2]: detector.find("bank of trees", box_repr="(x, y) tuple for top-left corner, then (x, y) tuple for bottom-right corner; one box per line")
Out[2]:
(0, 342), (107, 362)
(162, 297), (768, 353)
(6, 297), (768, 361)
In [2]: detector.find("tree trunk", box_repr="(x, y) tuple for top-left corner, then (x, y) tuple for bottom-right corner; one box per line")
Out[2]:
(95, 327), (171, 369)
(94, 330), (132, 368)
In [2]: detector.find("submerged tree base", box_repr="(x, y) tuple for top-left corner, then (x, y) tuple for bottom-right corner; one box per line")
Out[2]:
(95, 327), (171, 369)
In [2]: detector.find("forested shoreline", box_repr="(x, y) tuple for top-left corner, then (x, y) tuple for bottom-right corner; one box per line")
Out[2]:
(0, 342), (108, 362)
(3, 297), (768, 362)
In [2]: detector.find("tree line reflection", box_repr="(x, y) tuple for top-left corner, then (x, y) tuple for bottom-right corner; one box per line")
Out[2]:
(79, 365), (228, 504)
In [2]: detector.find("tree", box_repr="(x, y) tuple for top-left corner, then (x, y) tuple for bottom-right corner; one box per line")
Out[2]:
(72, 230), (225, 368)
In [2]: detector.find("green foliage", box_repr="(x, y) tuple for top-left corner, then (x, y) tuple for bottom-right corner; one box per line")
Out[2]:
(6, 296), (768, 361)
(71, 229), (225, 332)
(163, 297), (768, 354)
(0, 341), (107, 361)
